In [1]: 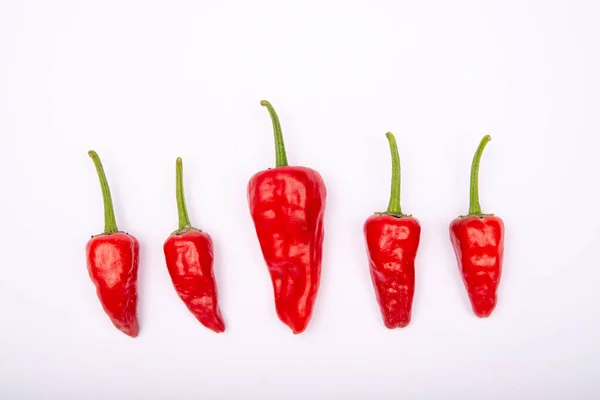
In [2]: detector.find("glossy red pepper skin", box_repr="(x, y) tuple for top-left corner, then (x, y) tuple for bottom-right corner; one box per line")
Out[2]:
(163, 157), (225, 333)
(363, 133), (420, 328)
(86, 232), (140, 337)
(249, 100), (326, 334)
(248, 166), (326, 334)
(450, 215), (504, 317)
(87, 151), (140, 337)
(164, 230), (225, 332)
(450, 135), (504, 318)
(364, 215), (420, 328)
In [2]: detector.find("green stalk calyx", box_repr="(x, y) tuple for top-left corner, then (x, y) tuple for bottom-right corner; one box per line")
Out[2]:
(468, 135), (492, 216)
(261, 100), (288, 168)
(175, 157), (197, 233)
(88, 150), (119, 234)
(383, 132), (406, 217)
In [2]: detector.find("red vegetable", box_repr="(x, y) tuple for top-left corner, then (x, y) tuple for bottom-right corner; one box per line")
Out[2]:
(248, 100), (327, 334)
(364, 133), (421, 328)
(86, 151), (140, 337)
(450, 135), (504, 318)
(163, 158), (225, 333)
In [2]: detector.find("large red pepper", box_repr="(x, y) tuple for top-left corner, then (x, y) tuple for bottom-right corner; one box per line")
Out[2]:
(163, 158), (225, 333)
(450, 135), (504, 318)
(363, 133), (421, 328)
(86, 151), (140, 337)
(248, 100), (327, 334)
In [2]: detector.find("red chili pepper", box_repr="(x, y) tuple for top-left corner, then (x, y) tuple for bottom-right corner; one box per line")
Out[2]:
(248, 100), (327, 334)
(363, 133), (421, 328)
(163, 158), (225, 333)
(86, 151), (140, 337)
(450, 135), (504, 318)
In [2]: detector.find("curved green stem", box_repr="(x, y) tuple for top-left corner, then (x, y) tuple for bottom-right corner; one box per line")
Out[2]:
(385, 132), (403, 216)
(88, 150), (118, 234)
(176, 157), (191, 230)
(260, 100), (288, 167)
(468, 135), (492, 215)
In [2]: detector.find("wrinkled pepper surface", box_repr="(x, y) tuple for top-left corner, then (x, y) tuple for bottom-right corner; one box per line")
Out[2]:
(86, 151), (140, 337)
(163, 158), (225, 333)
(248, 100), (327, 334)
(450, 135), (504, 318)
(364, 133), (421, 328)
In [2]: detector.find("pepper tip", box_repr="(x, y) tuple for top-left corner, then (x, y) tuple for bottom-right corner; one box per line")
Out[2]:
(289, 323), (307, 335)
(88, 150), (97, 158)
(260, 100), (270, 107)
(118, 320), (140, 338)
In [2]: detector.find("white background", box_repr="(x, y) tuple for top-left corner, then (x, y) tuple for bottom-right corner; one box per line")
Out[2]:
(1, 1), (599, 399)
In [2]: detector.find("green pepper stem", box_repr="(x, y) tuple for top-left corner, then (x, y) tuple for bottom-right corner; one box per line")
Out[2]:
(468, 135), (492, 215)
(260, 100), (288, 167)
(88, 150), (118, 234)
(176, 157), (191, 230)
(385, 132), (403, 215)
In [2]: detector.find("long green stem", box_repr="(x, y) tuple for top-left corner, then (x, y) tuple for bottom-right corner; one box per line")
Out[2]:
(176, 157), (191, 230)
(468, 135), (492, 215)
(260, 100), (288, 167)
(88, 150), (118, 234)
(385, 132), (403, 216)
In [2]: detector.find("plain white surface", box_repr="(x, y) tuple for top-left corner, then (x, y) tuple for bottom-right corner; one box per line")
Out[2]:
(1, 1), (599, 399)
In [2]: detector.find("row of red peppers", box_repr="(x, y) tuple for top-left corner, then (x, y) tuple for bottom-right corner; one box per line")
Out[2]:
(86, 101), (504, 337)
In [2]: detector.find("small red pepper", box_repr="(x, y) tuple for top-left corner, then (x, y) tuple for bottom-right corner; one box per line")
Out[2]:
(363, 133), (421, 328)
(163, 158), (225, 333)
(86, 151), (140, 337)
(450, 135), (504, 318)
(248, 100), (327, 334)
